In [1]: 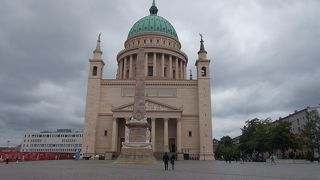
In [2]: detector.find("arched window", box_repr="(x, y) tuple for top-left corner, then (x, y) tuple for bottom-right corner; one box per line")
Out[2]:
(201, 67), (206, 77)
(92, 66), (98, 76)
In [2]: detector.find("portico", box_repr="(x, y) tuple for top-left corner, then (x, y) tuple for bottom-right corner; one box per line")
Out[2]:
(110, 99), (182, 155)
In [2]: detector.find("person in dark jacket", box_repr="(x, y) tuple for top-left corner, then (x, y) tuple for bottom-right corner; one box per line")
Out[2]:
(163, 152), (169, 170)
(170, 155), (175, 170)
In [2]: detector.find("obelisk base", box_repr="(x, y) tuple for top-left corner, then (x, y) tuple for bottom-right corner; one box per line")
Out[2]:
(116, 147), (156, 164)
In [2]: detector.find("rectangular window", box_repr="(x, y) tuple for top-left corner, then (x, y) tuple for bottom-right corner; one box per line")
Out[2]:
(148, 66), (153, 76)
(188, 131), (192, 137)
(104, 130), (108, 136)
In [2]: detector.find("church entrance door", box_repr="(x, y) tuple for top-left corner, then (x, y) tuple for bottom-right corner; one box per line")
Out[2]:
(169, 138), (176, 152)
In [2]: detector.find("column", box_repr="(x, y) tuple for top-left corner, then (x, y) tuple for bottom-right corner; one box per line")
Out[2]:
(119, 59), (123, 79)
(145, 53), (148, 76)
(161, 54), (165, 77)
(184, 63), (187, 80)
(123, 57), (127, 79)
(182, 62), (184, 80)
(151, 118), (156, 152)
(180, 60), (183, 80)
(164, 118), (169, 152)
(177, 118), (182, 153)
(169, 55), (173, 78)
(175, 57), (179, 79)
(153, 53), (157, 77)
(116, 62), (120, 79)
(111, 118), (118, 152)
(129, 55), (133, 79)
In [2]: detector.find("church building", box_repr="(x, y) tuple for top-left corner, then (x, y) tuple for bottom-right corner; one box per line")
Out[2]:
(82, 1), (214, 160)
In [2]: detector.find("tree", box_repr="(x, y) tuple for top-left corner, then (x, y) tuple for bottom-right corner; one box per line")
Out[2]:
(271, 121), (300, 158)
(214, 136), (233, 160)
(239, 118), (272, 154)
(220, 136), (232, 146)
(302, 110), (320, 160)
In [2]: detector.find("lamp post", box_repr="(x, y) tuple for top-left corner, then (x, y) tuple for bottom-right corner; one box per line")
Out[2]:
(7, 140), (10, 148)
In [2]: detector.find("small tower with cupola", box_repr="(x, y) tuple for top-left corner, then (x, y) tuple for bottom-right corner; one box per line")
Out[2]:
(196, 35), (214, 160)
(82, 34), (105, 155)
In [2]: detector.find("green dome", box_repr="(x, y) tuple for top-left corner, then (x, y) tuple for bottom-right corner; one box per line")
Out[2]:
(128, 15), (178, 39)
(128, 14), (178, 39)
(128, 0), (178, 39)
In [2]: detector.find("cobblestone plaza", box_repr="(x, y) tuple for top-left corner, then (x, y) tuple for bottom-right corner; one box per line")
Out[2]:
(1, 160), (319, 180)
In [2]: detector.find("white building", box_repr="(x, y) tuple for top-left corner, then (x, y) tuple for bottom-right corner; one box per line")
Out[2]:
(276, 106), (320, 134)
(21, 129), (83, 153)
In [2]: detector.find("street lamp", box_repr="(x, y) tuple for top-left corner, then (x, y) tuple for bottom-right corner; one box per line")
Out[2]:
(7, 140), (10, 148)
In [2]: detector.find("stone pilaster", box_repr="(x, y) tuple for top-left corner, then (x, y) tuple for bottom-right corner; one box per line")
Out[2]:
(151, 118), (156, 152)
(169, 55), (173, 78)
(129, 55), (133, 79)
(175, 57), (178, 79)
(111, 118), (118, 152)
(164, 118), (169, 152)
(123, 57), (127, 79)
(145, 53), (148, 77)
(161, 53), (165, 77)
(153, 53), (157, 77)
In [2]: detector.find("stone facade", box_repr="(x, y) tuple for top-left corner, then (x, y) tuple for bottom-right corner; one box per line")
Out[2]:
(82, 2), (214, 160)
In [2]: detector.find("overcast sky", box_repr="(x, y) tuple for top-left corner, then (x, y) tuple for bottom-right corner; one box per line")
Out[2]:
(1, 0), (320, 147)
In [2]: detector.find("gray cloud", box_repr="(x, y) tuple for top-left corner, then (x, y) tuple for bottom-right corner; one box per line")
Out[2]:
(0, 0), (320, 146)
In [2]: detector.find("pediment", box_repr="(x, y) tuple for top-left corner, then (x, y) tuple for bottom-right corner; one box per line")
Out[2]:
(111, 99), (182, 112)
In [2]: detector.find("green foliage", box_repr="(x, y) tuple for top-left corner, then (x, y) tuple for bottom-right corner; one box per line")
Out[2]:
(214, 136), (240, 160)
(271, 121), (301, 158)
(271, 121), (299, 152)
(239, 118), (301, 156)
(302, 110), (320, 158)
(239, 118), (273, 154)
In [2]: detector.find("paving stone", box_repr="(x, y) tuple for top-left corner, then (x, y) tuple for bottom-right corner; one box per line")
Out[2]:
(0, 160), (319, 180)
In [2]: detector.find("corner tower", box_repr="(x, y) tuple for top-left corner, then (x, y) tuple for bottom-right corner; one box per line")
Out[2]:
(196, 35), (214, 160)
(82, 34), (105, 155)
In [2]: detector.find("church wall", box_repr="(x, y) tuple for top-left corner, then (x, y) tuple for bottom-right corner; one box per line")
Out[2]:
(181, 116), (200, 154)
(99, 82), (199, 115)
(99, 85), (134, 113)
(177, 86), (198, 115)
(155, 119), (164, 152)
(95, 116), (113, 154)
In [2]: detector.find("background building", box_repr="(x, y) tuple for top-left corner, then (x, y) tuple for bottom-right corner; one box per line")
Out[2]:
(82, 1), (214, 160)
(0, 145), (21, 152)
(21, 129), (82, 153)
(275, 106), (320, 134)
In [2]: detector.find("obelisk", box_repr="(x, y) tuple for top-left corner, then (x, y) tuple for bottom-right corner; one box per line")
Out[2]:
(116, 48), (154, 164)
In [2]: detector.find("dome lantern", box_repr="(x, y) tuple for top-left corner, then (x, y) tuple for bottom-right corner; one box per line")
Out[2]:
(149, 0), (158, 15)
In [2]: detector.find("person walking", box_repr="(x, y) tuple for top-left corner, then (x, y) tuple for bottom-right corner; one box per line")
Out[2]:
(270, 155), (276, 165)
(170, 155), (175, 170)
(6, 157), (9, 164)
(163, 152), (169, 171)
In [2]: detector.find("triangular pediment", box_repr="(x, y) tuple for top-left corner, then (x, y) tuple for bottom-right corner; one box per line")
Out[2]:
(111, 99), (182, 112)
